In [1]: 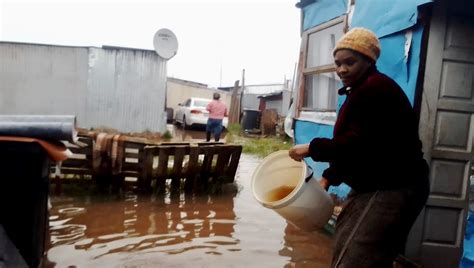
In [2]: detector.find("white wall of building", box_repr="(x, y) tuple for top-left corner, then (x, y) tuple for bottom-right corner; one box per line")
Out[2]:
(167, 78), (231, 119)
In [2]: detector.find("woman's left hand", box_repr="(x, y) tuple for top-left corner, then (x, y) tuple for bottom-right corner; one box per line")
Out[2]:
(289, 144), (310, 162)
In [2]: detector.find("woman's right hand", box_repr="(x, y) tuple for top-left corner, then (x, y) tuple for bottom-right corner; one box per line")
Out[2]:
(288, 144), (310, 161)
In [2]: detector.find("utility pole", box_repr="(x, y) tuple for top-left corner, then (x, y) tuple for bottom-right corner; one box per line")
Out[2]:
(239, 69), (245, 123)
(228, 80), (240, 124)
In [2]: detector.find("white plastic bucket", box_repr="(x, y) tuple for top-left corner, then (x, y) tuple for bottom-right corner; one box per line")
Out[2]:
(252, 150), (334, 231)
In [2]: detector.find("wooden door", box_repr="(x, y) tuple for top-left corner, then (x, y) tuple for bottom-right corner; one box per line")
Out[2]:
(409, 0), (474, 266)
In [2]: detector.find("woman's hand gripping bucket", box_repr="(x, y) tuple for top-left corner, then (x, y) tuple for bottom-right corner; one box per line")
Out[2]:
(251, 150), (334, 231)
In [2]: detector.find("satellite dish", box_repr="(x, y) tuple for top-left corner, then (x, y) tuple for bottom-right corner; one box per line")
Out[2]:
(153, 28), (178, 60)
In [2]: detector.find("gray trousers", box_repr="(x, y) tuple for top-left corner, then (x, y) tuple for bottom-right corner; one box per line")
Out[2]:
(332, 189), (428, 268)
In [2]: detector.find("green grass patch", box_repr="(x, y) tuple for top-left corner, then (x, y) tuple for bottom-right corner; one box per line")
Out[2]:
(226, 123), (292, 158)
(241, 136), (292, 158)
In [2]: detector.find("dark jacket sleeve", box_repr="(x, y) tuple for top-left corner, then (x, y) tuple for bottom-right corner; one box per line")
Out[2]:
(308, 124), (362, 163)
(321, 164), (344, 186)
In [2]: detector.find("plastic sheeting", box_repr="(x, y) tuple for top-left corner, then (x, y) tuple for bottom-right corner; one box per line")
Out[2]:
(0, 115), (77, 142)
(461, 213), (474, 268)
(302, 0), (347, 31)
(376, 25), (424, 106)
(350, 0), (430, 106)
(351, 0), (432, 37)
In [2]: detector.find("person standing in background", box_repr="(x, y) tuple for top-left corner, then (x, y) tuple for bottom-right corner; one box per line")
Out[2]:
(206, 92), (228, 142)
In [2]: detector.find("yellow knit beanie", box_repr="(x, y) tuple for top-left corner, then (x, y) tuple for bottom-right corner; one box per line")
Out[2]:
(333, 27), (380, 62)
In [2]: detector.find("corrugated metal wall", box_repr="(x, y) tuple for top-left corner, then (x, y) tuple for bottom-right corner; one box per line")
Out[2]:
(242, 93), (260, 110)
(266, 100), (283, 115)
(0, 43), (89, 121)
(0, 42), (167, 133)
(87, 47), (167, 132)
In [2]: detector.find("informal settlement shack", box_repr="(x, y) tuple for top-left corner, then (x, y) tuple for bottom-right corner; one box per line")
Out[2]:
(289, 0), (473, 267)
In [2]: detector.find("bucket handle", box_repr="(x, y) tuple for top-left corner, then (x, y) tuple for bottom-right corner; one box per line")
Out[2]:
(304, 165), (314, 183)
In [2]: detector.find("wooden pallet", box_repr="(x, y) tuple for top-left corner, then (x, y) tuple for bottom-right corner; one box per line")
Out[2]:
(142, 143), (242, 191)
(51, 136), (242, 191)
(51, 136), (93, 179)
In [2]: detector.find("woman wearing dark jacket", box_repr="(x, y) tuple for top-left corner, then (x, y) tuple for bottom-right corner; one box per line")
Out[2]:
(289, 27), (429, 268)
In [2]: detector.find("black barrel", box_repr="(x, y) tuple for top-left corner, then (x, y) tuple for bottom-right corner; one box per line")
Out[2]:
(166, 107), (174, 123)
(0, 142), (50, 267)
(241, 109), (261, 131)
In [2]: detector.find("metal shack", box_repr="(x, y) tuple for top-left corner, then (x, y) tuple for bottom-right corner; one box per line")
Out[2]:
(290, 0), (473, 267)
(0, 43), (168, 133)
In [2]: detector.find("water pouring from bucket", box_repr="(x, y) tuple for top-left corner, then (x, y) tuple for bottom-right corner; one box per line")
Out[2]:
(251, 150), (334, 231)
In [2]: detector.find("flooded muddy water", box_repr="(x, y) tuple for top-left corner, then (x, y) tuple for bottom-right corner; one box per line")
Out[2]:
(45, 153), (334, 267)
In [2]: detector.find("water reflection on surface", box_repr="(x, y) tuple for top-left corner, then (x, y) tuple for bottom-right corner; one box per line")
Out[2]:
(45, 154), (333, 268)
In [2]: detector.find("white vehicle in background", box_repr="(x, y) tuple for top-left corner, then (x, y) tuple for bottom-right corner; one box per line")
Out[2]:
(175, 97), (229, 129)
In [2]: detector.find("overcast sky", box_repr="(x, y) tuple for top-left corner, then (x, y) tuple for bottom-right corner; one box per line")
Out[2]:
(0, 0), (301, 88)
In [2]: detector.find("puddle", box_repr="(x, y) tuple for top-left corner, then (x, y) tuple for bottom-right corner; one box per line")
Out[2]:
(45, 154), (333, 268)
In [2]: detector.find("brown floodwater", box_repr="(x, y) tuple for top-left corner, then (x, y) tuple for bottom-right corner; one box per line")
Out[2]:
(45, 151), (334, 267)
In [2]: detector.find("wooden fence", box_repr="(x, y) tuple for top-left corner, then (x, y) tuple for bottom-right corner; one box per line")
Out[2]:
(51, 135), (242, 191)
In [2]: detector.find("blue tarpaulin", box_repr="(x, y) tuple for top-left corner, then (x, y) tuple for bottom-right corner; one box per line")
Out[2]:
(461, 213), (474, 268)
(350, 0), (430, 106)
(351, 0), (432, 37)
(375, 25), (424, 105)
(302, 0), (347, 31)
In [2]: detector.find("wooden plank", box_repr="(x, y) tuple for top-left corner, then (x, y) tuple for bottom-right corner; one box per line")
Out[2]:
(225, 145), (242, 182)
(121, 171), (140, 177)
(50, 178), (92, 184)
(124, 152), (140, 158)
(148, 147), (160, 178)
(155, 147), (168, 192)
(61, 159), (91, 168)
(69, 147), (92, 155)
(171, 146), (185, 188)
(160, 142), (191, 146)
(197, 142), (224, 146)
(124, 142), (146, 150)
(139, 147), (154, 190)
(57, 167), (92, 175)
(199, 146), (215, 185)
(144, 146), (161, 156)
(261, 109), (278, 136)
(121, 163), (142, 172)
(303, 63), (336, 75)
(156, 147), (169, 187)
(172, 147), (185, 176)
(77, 137), (93, 145)
(214, 146), (232, 175)
(228, 80), (240, 124)
(184, 145), (199, 191)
